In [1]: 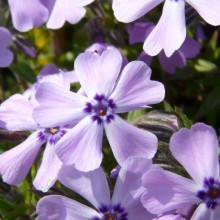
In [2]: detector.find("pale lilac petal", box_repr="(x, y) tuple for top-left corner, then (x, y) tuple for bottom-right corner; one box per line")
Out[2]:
(36, 195), (100, 220)
(8, 0), (48, 32)
(105, 115), (157, 165)
(55, 116), (103, 171)
(33, 142), (62, 192)
(0, 27), (12, 47)
(143, 0), (186, 57)
(74, 0), (95, 7)
(138, 51), (152, 66)
(170, 123), (219, 184)
(58, 165), (110, 209)
(112, 156), (152, 208)
(113, 0), (164, 23)
(187, 0), (220, 26)
(0, 48), (13, 67)
(0, 131), (43, 185)
(74, 48), (122, 99)
(110, 61), (165, 113)
(190, 203), (213, 220)
(0, 94), (38, 131)
(33, 82), (87, 127)
(46, 0), (86, 29)
(158, 50), (186, 74)
(141, 169), (199, 215)
(37, 63), (59, 78)
(155, 214), (185, 220)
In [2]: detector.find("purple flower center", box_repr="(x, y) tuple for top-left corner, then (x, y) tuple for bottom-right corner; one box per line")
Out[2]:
(37, 126), (67, 144)
(92, 203), (128, 220)
(197, 177), (220, 209)
(84, 94), (117, 124)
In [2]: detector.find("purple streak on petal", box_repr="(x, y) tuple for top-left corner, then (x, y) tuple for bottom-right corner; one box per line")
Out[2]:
(104, 115), (157, 165)
(8, 0), (48, 32)
(58, 165), (110, 209)
(0, 131), (44, 185)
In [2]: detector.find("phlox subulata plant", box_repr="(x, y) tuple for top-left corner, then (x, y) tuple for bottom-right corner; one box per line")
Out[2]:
(0, 0), (219, 220)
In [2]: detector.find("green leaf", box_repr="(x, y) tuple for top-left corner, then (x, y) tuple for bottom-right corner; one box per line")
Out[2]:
(127, 109), (146, 123)
(174, 107), (192, 129)
(194, 59), (217, 73)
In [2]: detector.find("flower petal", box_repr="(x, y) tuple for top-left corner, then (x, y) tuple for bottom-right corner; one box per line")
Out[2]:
(36, 195), (100, 220)
(0, 131), (43, 185)
(8, 0), (48, 32)
(190, 203), (213, 220)
(112, 156), (152, 208)
(0, 94), (38, 131)
(33, 142), (62, 192)
(170, 123), (219, 183)
(0, 48), (13, 68)
(187, 0), (220, 26)
(104, 115), (157, 165)
(141, 168), (199, 215)
(74, 48), (122, 99)
(46, 0), (86, 29)
(143, 0), (186, 57)
(0, 27), (12, 47)
(110, 61), (165, 113)
(33, 82), (87, 127)
(55, 116), (103, 171)
(58, 165), (110, 209)
(113, 0), (163, 23)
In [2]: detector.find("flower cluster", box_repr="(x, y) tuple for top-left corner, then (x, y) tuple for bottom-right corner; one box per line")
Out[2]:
(0, 1), (219, 220)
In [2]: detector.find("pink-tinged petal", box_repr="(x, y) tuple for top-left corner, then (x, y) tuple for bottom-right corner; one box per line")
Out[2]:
(0, 27), (12, 47)
(0, 94), (38, 131)
(113, 0), (164, 23)
(58, 165), (110, 209)
(36, 195), (100, 220)
(170, 123), (219, 184)
(141, 169), (199, 215)
(110, 61), (165, 113)
(33, 82), (87, 127)
(55, 116), (103, 171)
(8, 0), (48, 32)
(46, 0), (86, 29)
(112, 156), (152, 207)
(105, 115), (157, 165)
(187, 0), (220, 26)
(155, 214), (184, 220)
(158, 50), (186, 74)
(0, 131), (43, 185)
(190, 203), (213, 220)
(74, 48), (122, 99)
(0, 48), (13, 67)
(33, 142), (62, 192)
(143, 0), (186, 57)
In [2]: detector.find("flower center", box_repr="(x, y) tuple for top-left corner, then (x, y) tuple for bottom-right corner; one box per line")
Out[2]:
(83, 94), (116, 124)
(92, 203), (128, 220)
(197, 177), (220, 209)
(38, 126), (67, 145)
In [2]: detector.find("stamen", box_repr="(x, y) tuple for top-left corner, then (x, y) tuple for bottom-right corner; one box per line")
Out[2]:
(99, 109), (105, 116)
(50, 127), (59, 134)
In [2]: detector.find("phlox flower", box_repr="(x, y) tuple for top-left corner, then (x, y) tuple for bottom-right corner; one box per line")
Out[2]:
(0, 72), (74, 192)
(128, 22), (200, 74)
(112, 0), (220, 57)
(0, 27), (13, 67)
(33, 48), (165, 172)
(36, 156), (155, 220)
(141, 123), (220, 220)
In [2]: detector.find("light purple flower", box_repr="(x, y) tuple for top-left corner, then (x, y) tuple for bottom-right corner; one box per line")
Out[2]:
(0, 27), (13, 67)
(0, 73), (74, 192)
(36, 156), (156, 220)
(128, 22), (200, 74)
(43, 0), (95, 29)
(113, 0), (220, 57)
(33, 48), (165, 171)
(8, 0), (49, 32)
(141, 123), (220, 220)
